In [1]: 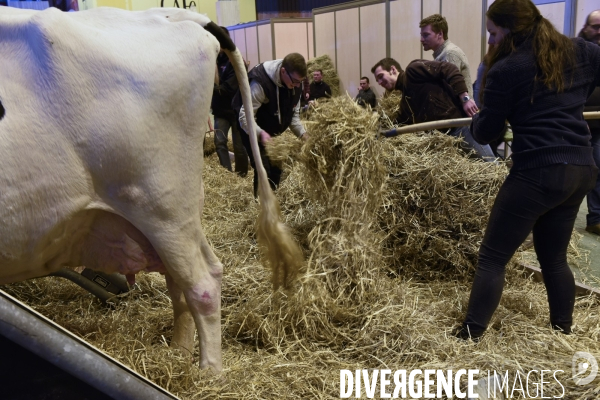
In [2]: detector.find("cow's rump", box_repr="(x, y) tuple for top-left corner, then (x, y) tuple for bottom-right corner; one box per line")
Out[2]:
(0, 7), (217, 280)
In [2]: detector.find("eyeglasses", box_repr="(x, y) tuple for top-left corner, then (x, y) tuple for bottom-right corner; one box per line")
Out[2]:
(587, 24), (600, 31)
(285, 68), (302, 85)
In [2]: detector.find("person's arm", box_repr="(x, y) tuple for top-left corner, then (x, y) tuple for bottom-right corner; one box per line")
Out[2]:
(470, 67), (510, 145)
(460, 91), (478, 117)
(289, 98), (307, 139)
(408, 60), (477, 116)
(238, 80), (267, 138)
(324, 83), (332, 98)
(437, 62), (478, 117)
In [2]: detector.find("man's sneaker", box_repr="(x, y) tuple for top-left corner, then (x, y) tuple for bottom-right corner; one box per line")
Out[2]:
(585, 224), (600, 235)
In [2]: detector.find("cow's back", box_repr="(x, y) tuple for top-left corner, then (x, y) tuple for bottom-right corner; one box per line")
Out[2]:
(0, 8), (218, 281)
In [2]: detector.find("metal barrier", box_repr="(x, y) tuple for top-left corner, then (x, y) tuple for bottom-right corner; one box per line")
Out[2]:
(7, 0), (49, 9)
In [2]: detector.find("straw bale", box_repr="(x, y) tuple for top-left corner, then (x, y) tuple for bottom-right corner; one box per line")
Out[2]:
(307, 55), (340, 97)
(378, 90), (402, 130)
(379, 132), (507, 279)
(3, 95), (599, 399)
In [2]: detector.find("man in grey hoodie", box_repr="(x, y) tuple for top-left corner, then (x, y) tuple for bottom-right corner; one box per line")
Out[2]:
(233, 53), (307, 197)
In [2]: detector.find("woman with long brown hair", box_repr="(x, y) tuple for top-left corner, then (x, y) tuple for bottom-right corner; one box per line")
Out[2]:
(458, 0), (600, 340)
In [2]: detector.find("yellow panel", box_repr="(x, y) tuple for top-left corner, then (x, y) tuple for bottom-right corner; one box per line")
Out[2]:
(336, 8), (360, 97)
(315, 12), (336, 68)
(233, 29), (247, 61)
(360, 3), (386, 99)
(196, 1), (216, 23)
(258, 23), (273, 63)
(245, 26), (259, 69)
(238, 0), (256, 24)
(96, 0), (126, 8)
(390, 0), (422, 71)
(442, 0), (483, 75)
(423, 0), (441, 19)
(538, 3), (566, 33)
(129, 0), (160, 11)
(308, 22), (314, 60)
(274, 22), (309, 61)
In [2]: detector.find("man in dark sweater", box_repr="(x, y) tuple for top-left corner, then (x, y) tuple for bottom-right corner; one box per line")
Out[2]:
(579, 10), (600, 235)
(371, 57), (494, 160)
(355, 76), (377, 109)
(307, 69), (331, 103)
(211, 27), (248, 176)
(232, 53), (307, 197)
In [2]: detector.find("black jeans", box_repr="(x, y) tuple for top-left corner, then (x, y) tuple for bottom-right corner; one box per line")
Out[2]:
(238, 123), (281, 197)
(463, 163), (598, 335)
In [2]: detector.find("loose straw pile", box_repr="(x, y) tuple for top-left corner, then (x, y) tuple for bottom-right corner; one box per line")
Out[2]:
(3, 96), (598, 399)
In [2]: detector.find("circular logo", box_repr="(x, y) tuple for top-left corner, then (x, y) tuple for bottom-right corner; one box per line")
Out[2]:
(572, 352), (598, 386)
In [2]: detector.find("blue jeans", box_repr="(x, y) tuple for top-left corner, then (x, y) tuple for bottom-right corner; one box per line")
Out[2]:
(449, 126), (496, 162)
(214, 115), (248, 176)
(586, 133), (600, 226)
(463, 163), (598, 335)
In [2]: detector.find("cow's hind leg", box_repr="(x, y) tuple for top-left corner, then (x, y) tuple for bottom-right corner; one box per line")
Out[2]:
(165, 273), (196, 357)
(151, 226), (223, 371)
(182, 230), (223, 371)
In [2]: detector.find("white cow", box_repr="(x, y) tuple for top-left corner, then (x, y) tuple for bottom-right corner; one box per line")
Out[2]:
(0, 7), (302, 372)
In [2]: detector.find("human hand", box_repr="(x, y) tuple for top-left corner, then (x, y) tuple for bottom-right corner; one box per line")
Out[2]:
(463, 99), (479, 117)
(259, 130), (271, 145)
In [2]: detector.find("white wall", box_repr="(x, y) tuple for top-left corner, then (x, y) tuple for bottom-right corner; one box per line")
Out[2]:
(538, 2), (567, 32)
(576, 0), (600, 35)
(360, 3), (386, 98)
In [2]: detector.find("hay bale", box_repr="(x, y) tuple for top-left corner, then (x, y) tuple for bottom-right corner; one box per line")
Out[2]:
(378, 90), (402, 130)
(379, 132), (506, 279)
(307, 54), (340, 97)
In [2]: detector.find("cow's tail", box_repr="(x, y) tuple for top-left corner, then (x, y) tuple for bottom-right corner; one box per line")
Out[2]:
(204, 22), (303, 290)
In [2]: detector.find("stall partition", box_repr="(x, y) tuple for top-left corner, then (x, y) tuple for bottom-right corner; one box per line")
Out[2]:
(314, 0), (585, 99)
(227, 18), (314, 69)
